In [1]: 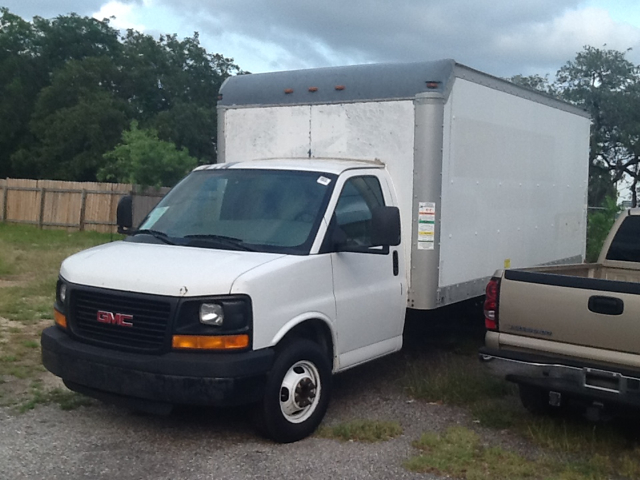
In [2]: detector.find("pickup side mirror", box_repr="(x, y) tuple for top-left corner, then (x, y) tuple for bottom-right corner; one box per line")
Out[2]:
(116, 195), (133, 234)
(371, 206), (401, 247)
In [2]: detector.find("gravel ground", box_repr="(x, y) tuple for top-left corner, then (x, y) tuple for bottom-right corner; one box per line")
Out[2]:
(0, 349), (480, 480)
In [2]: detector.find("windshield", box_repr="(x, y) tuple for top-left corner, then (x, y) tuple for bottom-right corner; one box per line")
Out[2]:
(135, 168), (337, 254)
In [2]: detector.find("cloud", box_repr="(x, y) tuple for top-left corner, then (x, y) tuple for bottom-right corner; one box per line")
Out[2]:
(92, 1), (146, 31)
(1, 0), (131, 19)
(147, 0), (640, 77)
(3, 0), (640, 78)
(147, 0), (579, 74)
(494, 7), (640, 74)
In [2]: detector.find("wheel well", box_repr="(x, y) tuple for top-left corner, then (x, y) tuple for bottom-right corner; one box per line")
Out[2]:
(277, 319), (334, 363)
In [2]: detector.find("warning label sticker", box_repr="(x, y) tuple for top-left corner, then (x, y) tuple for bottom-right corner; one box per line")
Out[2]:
(417, 202), (436, 250)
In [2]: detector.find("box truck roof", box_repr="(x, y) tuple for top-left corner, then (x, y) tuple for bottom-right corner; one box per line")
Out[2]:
(218, 59), (588, 118)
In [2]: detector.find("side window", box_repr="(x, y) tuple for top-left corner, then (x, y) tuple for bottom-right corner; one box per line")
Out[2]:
(334, 176), (385, 248)
(606, 216), (640, 262)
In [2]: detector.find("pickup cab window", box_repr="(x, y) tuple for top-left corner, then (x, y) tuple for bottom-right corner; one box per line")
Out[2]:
(136, 169), (337, 254)
(334, 176), (385, 249)
(606, 216), (640, 263)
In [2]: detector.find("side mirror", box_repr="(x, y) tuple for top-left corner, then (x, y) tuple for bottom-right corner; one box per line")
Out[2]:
(371, 206), (401, 247)
(116, 195), (133, 234)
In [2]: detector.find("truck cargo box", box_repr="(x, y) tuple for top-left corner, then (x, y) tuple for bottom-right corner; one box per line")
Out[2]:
(217, 60), (590, 309)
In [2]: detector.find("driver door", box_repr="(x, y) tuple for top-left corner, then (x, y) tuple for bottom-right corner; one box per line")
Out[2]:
(330, 173), (406, 369)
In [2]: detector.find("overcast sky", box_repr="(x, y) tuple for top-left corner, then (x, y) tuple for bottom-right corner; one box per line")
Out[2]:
(3, 0), (640, 78)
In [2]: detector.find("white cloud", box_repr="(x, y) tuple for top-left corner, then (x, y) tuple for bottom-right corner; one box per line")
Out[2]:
(495, 7), (640, 73)
(4, 0), (640, 78)
(92, 1), (146, 31)
(149, 0), (595, 76)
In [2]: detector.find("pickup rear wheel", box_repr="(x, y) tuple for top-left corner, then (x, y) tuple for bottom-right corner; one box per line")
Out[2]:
(518, 384), (552, 414)
(255, 339), (331, 443)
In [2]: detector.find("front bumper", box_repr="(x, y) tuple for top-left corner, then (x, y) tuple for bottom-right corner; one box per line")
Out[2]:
(479, 347), (640, 408)
(42, 326), (274, 408)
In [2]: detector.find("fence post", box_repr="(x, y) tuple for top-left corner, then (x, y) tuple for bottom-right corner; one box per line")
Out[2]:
(38, 187), (46, 229)
(79, 189), (87, 231)
(1, 184), (7, 222)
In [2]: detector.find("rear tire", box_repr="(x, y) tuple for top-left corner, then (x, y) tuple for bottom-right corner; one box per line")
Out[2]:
(255, 340), (332, 443)
(518, 384), (551, 414)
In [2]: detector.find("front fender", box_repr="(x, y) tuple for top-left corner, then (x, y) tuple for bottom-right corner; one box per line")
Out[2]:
(270, 313), (338, 370)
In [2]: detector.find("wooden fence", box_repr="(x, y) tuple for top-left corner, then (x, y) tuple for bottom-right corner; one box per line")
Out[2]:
(0, 179), (169, 233)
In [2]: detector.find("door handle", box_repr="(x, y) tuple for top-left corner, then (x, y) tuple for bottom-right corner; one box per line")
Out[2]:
(392, 250), (399, 276)
(588, 296), (624, 316)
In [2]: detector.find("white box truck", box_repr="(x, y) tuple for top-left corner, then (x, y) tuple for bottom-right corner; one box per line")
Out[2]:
(41, 60), (590, 442)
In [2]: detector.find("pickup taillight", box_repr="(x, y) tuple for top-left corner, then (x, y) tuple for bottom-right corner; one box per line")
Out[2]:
(484, 277), (500, 330)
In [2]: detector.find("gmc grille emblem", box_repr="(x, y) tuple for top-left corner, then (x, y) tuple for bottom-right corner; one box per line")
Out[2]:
(97, 310), (134, 327)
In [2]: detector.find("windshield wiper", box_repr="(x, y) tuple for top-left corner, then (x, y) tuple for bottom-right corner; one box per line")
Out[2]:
(129, 229), (176, 245)
(183, 234), (256, 251)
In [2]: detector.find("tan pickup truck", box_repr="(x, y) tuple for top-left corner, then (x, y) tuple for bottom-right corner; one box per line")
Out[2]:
(479, 209), (640, 417)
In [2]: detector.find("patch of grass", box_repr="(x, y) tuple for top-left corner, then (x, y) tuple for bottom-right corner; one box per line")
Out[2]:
(0, 255), (14, 275)
(317, 419), (403, 443)
(403, 348), (640, 477)
(21, 340), (39, 349)
(406, 426), (541, 479)
(0, 223), (117, 405)
(403, 351), (512, 405)
(0, 223), (117, 323)
(521, 414), (640, 459)
(19, 387), (95, 413)
(405, 426), (639, 480)
(469, 397), (519, 429)
(0, 327), (43, 383)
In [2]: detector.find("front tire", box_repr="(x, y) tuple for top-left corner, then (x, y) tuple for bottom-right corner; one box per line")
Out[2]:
(256, 340), (332, 443)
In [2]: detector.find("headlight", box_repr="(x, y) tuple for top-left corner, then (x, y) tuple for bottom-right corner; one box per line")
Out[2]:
(200, 303), (224, 326)
(56, 279), (68, 310)
(175, 295), (252, 337)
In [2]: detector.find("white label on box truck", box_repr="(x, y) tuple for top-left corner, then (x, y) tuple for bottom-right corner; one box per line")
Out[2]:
(418, 202), (436, 250)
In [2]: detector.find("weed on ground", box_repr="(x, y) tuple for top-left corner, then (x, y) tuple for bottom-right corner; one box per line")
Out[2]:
(19, 387), (95, 413)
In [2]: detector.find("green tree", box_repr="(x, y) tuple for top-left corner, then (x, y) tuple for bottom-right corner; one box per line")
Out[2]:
(0, 9), (242, 181)
(12, 56), (129, 180)
(120, 31), (241, 164)
(508, 73), (557, 96)
(555, 46), (640, 206)
(0, 9), (43, 178)
(98, 121), (198, 187)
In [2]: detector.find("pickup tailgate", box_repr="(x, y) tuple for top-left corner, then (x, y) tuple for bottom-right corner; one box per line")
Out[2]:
(499, 269), (640, 356)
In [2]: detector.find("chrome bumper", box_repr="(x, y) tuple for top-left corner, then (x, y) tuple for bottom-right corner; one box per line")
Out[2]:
(480, 351), (640, 398)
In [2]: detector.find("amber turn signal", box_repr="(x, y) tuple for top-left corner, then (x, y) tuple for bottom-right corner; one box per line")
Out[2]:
(54, 310), (67, 329)
(172, 334), (249, 350)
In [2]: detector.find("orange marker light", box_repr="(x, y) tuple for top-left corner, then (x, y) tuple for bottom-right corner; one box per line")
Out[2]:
(308, 86), (318, 92)
(172, 334), (249, 351)
(54, 310), (67, 329)
(335, 85), (345, 91)
(284, 88), (294, 94)
(426, 81), (440, 89)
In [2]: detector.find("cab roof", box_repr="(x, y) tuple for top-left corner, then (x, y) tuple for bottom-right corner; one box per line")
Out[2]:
(195, 158), (386, 176)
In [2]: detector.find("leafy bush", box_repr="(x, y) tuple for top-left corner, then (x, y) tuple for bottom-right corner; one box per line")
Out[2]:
(98, 120), (198, 187)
